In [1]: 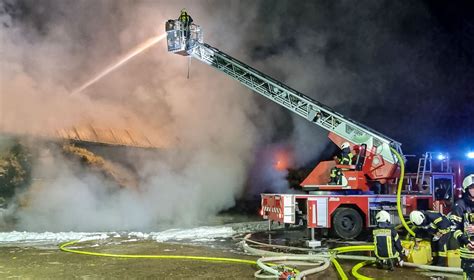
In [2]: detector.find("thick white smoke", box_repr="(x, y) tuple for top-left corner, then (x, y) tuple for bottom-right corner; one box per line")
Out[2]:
(0, 0), (334, 231)
(0, 0), (265, 231)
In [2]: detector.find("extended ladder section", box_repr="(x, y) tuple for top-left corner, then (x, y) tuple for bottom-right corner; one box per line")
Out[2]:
(165, 19), (403, 165)
(416, 152), (432, 188)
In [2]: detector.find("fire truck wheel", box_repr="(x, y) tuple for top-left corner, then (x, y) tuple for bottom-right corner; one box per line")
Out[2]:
(331, 207), (363, 239)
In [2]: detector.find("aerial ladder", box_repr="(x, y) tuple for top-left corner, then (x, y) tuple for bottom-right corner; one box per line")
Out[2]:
(165, 17), (403, 193)
(164, 15), (461, 240)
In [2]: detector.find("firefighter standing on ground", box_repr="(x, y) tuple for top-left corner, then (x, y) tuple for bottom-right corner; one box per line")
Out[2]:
(452, 174), (474, 280)
(409, 210), (452, 266)
(372, 210), (406, 270)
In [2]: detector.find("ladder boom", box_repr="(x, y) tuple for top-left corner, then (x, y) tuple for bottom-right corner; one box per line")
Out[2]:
(165, 19), (403, 165)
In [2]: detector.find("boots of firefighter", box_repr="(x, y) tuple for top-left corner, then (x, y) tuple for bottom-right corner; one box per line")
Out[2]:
(438, 256), (448, 267)
(376, 259), (383, 269)
(432, 249), (448, 266)
(388, 258), (395, 271)
(436, 252), (447, 267)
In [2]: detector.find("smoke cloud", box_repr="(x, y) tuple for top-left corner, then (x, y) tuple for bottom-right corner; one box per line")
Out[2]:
(1, 0), (472, 231)
(0, 0), (272, 231)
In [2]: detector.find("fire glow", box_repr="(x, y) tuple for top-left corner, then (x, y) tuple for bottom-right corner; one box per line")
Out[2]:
(274, 149), (293, 171)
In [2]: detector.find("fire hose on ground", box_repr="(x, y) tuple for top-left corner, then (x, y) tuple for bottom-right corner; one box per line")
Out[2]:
(242, 236), (463, 279)
(58, 150), (461, 279)
(60, 239), (300, 278)
(255, 256), (330, 279)
(58, 227), (463, 279)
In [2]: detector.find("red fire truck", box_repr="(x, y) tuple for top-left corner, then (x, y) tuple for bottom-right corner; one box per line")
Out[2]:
(164, 15), (464, 239)
(262, 153), (463, 239)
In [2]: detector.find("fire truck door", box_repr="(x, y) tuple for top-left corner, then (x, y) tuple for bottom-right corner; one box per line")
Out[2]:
(282, 195), (295, 224)
(307, 197), (328, 228)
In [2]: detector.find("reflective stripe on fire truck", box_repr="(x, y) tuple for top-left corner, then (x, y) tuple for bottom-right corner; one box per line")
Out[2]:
(263, 206), (281, 213)
(312, 205), (316, 225)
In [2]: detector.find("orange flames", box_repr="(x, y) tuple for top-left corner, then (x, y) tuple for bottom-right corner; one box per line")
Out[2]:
(274, 149), (293, 171)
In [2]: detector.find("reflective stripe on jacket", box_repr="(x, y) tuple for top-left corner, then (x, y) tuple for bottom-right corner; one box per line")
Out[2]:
(373, 223), (403, 260)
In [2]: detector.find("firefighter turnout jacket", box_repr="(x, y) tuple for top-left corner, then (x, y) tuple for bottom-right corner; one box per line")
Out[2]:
(453, 209), (474, 279)
(451, 198), (473, 230)
(179, 11), (193, 27)
(411, 210), (452, 266)
(373, 222), (404, 260)
(338, 147), (354, 165)
(415, 210), (451, 236)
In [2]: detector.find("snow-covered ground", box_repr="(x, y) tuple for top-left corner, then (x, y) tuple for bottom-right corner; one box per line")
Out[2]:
(129, 226), (235, 242)
(0, 225), (241, 247)
(0, 220), (269, 248)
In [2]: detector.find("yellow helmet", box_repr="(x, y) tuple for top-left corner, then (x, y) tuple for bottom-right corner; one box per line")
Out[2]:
(181, 8), (187, 14)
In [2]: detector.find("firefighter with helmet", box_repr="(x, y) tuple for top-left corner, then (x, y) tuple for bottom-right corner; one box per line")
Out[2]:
(338, 142), (354, 165)
(372, 210), (405, 270)
(179, 8), (193, 25)
(178, 8), (193, 39)
(409, 210), (452, 266)
(328, 142), (354, 185)
(452, 174), (474, 280)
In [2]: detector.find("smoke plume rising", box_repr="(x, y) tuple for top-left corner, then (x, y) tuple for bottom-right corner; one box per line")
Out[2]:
(1, 0), (272, 231)
(1, 0), (473, 231)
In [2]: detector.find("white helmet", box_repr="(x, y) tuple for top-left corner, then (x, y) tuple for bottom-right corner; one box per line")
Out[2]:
(463, 174), (474, 191)
(409, 211), (425, 226)
(376, 210), (391, 223)
(340, 142), (350, 150)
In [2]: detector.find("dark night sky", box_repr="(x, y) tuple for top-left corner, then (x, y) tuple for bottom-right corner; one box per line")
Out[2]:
(207, 0), (474, 160)
(248, 1), (473, 158)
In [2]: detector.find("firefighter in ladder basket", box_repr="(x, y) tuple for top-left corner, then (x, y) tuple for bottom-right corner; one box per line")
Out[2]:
(178, 9), (193, 39)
